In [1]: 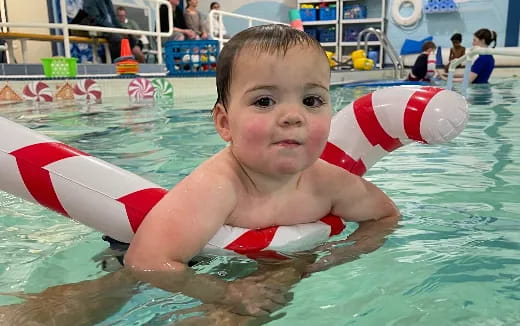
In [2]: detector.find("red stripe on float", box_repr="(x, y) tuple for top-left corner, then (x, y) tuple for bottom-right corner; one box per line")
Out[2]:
(320, 142), (366, 176)
(10, 142), (89, 216)
(225, 226), (278, 253)
(354, 93), (402, 152)
(404, 87), (444, 143)
(117, 188), (168, 232)
(319, 214), (345, 236)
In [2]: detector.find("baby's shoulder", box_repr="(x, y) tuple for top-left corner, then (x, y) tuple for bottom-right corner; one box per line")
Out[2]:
(189, 149), (243, 187)
(309, 159), (360, 185)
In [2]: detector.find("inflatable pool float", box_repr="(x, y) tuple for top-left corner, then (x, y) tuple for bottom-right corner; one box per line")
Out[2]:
(0, 86), (468, 256)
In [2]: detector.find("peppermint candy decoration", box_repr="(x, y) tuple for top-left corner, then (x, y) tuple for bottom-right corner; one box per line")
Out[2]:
(128, 78), (154, 101)
(151, 79), (174, 100)
(22, 81), (52, 102)
(73, 79), (102, 103)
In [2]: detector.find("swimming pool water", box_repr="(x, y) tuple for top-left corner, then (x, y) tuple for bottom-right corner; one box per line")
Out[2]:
(0, 79), (519, 325)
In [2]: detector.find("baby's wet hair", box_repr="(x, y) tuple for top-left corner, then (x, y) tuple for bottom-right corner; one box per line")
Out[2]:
(213, 24), (328, 112)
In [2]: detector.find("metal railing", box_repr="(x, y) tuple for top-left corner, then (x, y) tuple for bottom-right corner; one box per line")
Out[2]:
(0, 0), (173, 64)
(208, 10), (287, 49)
(446, 46), (520, 95)
(357, 27), (404, 79)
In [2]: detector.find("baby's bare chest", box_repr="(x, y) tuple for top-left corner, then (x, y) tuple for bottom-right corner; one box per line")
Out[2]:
(227, 192), (332, 229)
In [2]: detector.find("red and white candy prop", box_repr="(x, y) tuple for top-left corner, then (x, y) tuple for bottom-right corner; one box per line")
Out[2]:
(22, 81), (53, 102)
(73, 79), (102, 103)
(0, 86), (468, 255)
(128, 78), (154, 101)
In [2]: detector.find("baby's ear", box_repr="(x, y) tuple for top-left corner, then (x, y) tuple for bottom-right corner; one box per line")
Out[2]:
(213, 103), (231, 142)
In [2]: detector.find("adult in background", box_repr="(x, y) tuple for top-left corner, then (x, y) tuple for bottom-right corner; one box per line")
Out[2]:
(469, 28), (497, 84)
(116, 6), (146, 50)
(207, 2), (230, 39)
(80, 0), (144, 62)
(159, 0), (198, 41)
(184, 0), (208, 40)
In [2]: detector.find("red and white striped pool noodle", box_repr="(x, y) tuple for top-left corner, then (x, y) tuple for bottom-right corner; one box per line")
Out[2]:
(0, 86), (468, 256)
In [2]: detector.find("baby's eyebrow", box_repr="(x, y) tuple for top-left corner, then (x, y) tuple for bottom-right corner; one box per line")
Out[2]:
(305, 83), (329, 91)
(244, 85), (277, 94)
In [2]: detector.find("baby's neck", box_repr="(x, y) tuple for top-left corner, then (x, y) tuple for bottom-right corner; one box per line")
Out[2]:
(229, 151), (303, 195)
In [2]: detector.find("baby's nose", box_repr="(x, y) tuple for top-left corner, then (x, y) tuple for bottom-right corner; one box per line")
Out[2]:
(281, 110), (304, 126)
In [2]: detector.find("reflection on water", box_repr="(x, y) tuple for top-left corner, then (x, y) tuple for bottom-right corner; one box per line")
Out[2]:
(0, 80), (519, 325)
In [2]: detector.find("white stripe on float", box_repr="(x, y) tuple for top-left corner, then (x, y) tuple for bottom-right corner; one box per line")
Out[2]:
(207, 224), (251, 249)
(0, 116), (56, 153)
(420, 90), (468, 144)
(268, 222), (331, 252)
(329, 103), (373, 160)
(0, 151), (36, 203)
(45, 155), (160, 199)
(50, 171), (135, 243)
(371, 86), (415, 140)
(358, 144), (393, 170)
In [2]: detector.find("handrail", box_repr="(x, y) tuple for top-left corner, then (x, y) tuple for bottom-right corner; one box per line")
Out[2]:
(446, 46), (520, 94)
(208, 10), (287, 49)
(0, 0), (173, 64)
(356, 27), (404, 79)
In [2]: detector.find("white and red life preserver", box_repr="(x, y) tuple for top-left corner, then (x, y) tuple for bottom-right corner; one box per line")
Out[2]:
(0, 86), (468, 257)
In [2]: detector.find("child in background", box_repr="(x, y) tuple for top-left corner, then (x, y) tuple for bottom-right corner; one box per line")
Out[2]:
(406, 41), (436, 82)
(445, 33), (466, 72)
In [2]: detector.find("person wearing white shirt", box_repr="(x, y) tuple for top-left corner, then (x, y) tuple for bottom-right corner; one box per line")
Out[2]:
(207, 2), (230, 39)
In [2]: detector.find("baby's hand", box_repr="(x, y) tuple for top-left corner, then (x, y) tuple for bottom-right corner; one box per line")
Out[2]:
(223, 274), (292, 316)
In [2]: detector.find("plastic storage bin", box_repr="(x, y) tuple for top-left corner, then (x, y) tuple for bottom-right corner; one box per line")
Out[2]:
(319, 28), (336, 43)
(319, 7), (336, 20)
(300, 8), (317, 21)
(41, 57), (78, 78)
(343, 4), (367, 19)
(164, 40), (219, 76)
(304, 27), (319, 40)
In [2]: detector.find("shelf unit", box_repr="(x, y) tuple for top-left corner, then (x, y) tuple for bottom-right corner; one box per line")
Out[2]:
(339, 0), (387, 68)
(297, 0), (340, 54)
(297, 0), (387, 69)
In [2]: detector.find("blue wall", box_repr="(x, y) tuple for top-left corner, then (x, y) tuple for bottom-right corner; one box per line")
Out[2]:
(386, 0), (511, 54)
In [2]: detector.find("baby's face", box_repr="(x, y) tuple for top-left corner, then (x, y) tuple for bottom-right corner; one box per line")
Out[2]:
(223, 45), (331, 176)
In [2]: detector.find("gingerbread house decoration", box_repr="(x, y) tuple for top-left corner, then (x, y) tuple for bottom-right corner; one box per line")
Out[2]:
(0, 84), (23, 102)
(55, 82), (75, 100)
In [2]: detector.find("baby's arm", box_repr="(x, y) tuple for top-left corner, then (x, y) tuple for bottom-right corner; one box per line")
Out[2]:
(330, 169), (399, 223)
(306, 167), (400, 272)
(124, 168), (285, 315)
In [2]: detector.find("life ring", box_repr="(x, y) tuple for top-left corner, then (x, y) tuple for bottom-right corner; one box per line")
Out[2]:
(0, 86), (468, 257)
(392, 0), (423, 27)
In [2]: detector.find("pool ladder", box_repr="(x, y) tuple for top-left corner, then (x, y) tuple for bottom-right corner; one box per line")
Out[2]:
(357, 27), (405, 79)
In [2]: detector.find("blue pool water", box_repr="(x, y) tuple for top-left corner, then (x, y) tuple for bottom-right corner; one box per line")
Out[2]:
(0, 79), (519, 325)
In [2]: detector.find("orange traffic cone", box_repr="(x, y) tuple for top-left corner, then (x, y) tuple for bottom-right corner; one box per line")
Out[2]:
(120, 38), (132, 58)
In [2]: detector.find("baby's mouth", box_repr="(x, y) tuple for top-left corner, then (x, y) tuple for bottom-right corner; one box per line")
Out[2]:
(274, 139), (302, 146)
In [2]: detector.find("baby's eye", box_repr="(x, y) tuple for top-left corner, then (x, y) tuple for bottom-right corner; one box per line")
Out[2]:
(254, 97), (275, 108)
(303, 95), (325, 108)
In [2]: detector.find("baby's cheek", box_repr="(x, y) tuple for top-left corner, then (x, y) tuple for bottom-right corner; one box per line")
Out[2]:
(308, 120), (331, 150)
(242, 119), (270, 141)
